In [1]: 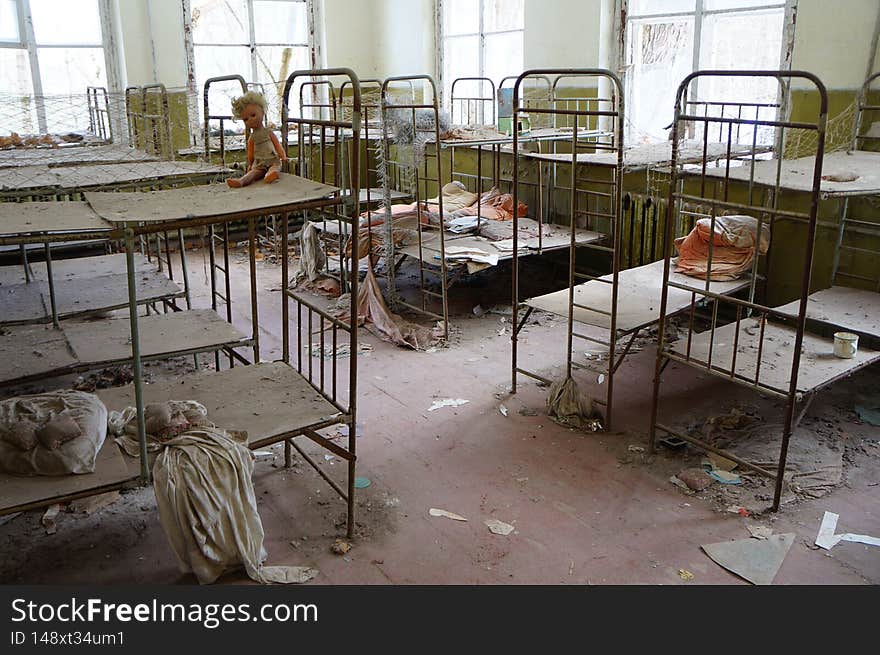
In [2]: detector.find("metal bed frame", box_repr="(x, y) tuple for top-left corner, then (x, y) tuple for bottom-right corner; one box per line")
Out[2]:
(125, 83), (174, 160)
(1, 70), (363, 538)
(648, 70), (829, 511)
(510, 68), (625, 426)
(450, 77), (496, 126)
(85, 86), (113, 144)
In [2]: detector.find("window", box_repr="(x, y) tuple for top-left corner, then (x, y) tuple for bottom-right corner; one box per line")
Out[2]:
(439, 0), (524, 113)
(187, 0), (315, 125)
(620, 0), (795, 144)
(0, 0), (115, 134)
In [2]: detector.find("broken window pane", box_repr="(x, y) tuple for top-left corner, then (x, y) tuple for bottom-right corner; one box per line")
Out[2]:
(254, 0), (308, 44)
(483, 0), (524, 33)
(626, 18), (694, 143)
(30, 0), (102, 46)
(191, 0), (249, 44)
(0, 0), (20, 43)
(254, 44), (309, 124)
(444, 0), (479, 36)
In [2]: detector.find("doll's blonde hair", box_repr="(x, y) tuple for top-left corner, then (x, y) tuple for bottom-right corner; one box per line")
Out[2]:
(231, 91), (268, 120)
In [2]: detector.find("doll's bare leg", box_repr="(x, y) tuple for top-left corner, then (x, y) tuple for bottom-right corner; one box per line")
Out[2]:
(263, 163), (281, 183)
(227, 167), (267, 188)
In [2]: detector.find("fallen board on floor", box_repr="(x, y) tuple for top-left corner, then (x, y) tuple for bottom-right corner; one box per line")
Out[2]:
(96, 361), (344, 449)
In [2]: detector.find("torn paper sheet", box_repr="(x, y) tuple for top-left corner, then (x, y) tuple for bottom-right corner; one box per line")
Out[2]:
(485, 519), (515, 535)
(428, 398), (469, 412)
(259, 566), (319, 584)
(429, 508), (468, 522)
(815, 511), (880, 550)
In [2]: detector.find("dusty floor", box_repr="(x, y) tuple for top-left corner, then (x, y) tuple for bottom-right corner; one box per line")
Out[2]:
(1, 241), (878, 585)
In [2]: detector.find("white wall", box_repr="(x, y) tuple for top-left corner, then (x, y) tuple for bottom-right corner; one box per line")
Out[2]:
(377, 0), (435, 79)
(523, 0), (604, 70)
(790, 0), (880, 89)
(321, 0), (382, 78)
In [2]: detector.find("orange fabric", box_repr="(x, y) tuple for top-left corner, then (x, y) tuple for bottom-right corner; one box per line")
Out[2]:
(455, 188), (527, 222)
(674, 215), (769, 281)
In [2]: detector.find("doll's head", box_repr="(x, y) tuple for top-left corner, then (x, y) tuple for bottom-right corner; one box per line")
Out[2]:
(231, 91), (268, 130)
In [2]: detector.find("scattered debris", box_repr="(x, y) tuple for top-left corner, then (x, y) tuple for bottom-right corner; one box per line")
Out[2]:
(659, 435), (687, 449)
(330, 539), (352, 555)
(747, 525), (773, 540)
(678, 467), (714, 491)
(499, 404), (509, 417)
(41, 504), (61, 535)
(726, 505), (750, 517)
(354, 477), (371, 489)
(702, 533), (795, 585)
(69, 491), (120, 515)
(678, 569), (694, 580)
(72, 366), (133, 392)
(704, 454), (738, 472)
(484, 519), (515, 536)
(627, 444), (645, 453)
(814, 511), (880, 550)
(429, 508), (468, 522)
(427, 398), (469, 412)
(669, 475), (690, 491)
(260, 566), (319, 584)
(855, 396), (880, 427)
(472, 305), (486, 317)
(0, 512), (22, 527)
(307, 343), (372, 360)
(518, 407), (538, 417)
(708, 469), (742, 485)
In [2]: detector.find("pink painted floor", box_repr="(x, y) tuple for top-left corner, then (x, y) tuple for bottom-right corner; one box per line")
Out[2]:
(1, 248), (878, 585)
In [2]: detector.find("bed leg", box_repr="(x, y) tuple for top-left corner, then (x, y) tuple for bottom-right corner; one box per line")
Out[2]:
(284, 439), (292, 468)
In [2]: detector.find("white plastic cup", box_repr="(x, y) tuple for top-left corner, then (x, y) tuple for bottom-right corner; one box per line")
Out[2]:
(833, 331), (859, 359)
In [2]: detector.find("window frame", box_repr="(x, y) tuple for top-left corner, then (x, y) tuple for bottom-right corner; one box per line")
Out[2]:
(614, 0), (798, 143)
(436, 0), (525, 108)
(0, 0), (120, 133)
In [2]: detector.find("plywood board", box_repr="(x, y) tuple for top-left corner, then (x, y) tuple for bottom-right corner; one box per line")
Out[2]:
(29, 252), (155, 281)
(670, 317), (880, 395)
(775, 287), (880, 340)
(0, 324), (77, 383)
(0, 439), (133, 514)
(0, 165), (60, 190)
(48, 272), (182, 318)
(97, 361), (343, 447)
(64, 309), (247, 363)
(697, 151), (880, 197)
(0, 282), (48, 323)
(702, 533), (795, 585)
(0, 201), (111, 236)
(53, 161), (229, 189)
(524, 140), (766, 171)
(0, 143), (158, 169)
(526, 259), (750, 332)
(85, 174), (339, 223)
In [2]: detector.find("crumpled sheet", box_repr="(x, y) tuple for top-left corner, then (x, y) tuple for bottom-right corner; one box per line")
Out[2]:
(674, 214), (769, 281)
(108, 400), (209, 456)
(546, 377), (603, 431)
(0, 390), (107, 476)
(452, 187), (527, 222)
(340, 264), (438, 350)
(427, 181), (478, 212)
(291, 221), (326, 286)
(152, 425), (317, 585)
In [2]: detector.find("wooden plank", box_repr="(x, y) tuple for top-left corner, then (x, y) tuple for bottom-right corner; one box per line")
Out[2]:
(0, 438), (133, 514)
(526, 260), (750, 332)
(96, 361), (343, 447)
(0, 201), (111, 236)
(0, 282), (48, 323)
(0, 166), (60, 190)
(775, 286), (880, 340)
(52, 161), (229, 189)
(697, 151), (880, 197)
(0, 324), (77, 383)
(670, 318), (880, 395)
(84, 174), (339, 223)
(64, 309), (248, 363)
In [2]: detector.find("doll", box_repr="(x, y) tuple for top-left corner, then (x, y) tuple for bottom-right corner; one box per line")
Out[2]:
(226, 91), (287, 187)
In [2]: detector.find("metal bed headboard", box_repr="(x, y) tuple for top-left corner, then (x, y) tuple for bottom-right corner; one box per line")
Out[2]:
(86, 86), (113, 143)
(649, 70), (828, 511)
(450, 76), (496, 126)
(202, 74), (249, 166)
(510, 68), (625, 425)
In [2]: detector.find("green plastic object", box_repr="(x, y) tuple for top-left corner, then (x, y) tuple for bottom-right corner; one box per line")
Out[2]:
(354, 477), (371, 489)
